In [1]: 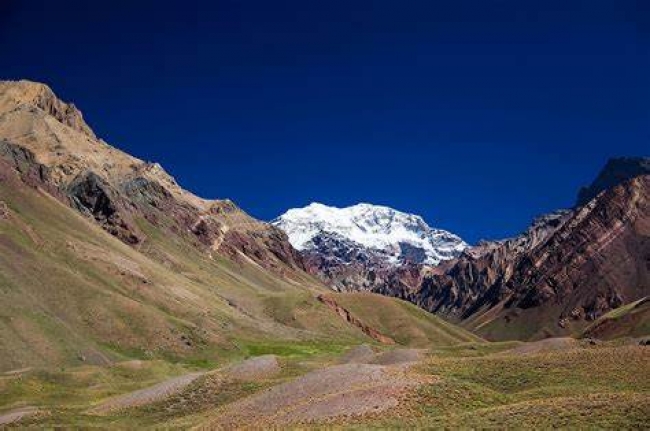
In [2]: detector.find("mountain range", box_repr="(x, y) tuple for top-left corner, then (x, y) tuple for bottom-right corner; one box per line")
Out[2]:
(0, 80), (483, 369)
(1, 79), (647, 349)
(275, 159), (649, 340)
(0, 80), (648, 427)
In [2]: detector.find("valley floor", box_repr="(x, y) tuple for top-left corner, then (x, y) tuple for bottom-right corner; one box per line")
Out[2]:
(1, 337), (648, 428)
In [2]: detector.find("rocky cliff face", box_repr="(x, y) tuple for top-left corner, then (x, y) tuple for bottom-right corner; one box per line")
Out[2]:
(385, 169), (649, 340)
(0, 80), (303, 274)
(504, 175), (648, 321)
(0, 80), (96, 139)
(277, 159), (649, 341)
(409, 210), (574, 317)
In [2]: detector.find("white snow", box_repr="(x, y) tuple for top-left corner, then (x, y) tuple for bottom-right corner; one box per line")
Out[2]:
(272, 202), (467, 265)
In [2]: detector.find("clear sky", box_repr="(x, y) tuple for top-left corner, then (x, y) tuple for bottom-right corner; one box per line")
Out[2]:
(1, 1), (648, 243)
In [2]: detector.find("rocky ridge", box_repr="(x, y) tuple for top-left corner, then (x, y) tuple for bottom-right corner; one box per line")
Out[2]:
(276, 158), (650, 341)
(376, 160), (649, 340)
(0, 80), (303, 274)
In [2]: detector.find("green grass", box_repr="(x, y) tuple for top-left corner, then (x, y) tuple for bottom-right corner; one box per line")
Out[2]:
(428, 347), (647, 394)
(0, 340), (352, 428)
(323, 292), (483, 347)
(238, 340), (350, 359)
(415, 392), (649, 429)
(0, 175), (373, 373)
(0, 360), (188, 412)
(3, 339), (648, 428)
(603, 297), (648, 319)
(369, 344), (650, 429)
(428, 340), (523, 358)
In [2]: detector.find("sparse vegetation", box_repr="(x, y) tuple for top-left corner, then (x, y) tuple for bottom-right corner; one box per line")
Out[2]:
(3, 340), (647, 428)
(368, 343), (650, 429)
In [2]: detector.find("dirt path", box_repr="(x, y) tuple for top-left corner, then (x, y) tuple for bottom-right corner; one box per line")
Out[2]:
(87, 355), (281, 416)
(208, 349), (424, 428)
(0, 406), (39, 426)
(88, 372), (204, 415)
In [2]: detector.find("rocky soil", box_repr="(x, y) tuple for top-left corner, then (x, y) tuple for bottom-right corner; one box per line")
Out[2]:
(88, 373), (205, 415)
(0, 406), (40, 426)
(210, 361), (421, 428)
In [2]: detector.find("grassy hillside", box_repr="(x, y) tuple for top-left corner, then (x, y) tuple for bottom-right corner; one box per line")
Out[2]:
(0, 173), (503, 427)
(1, 80), (646, 428)
(0, 169), (369, 372)
(365, 342), (649, 428)
(3, 338), (647, 428)
(322, 292), (483, 347)
(1, 166), (647, 428)
(0, 163), (488, 375)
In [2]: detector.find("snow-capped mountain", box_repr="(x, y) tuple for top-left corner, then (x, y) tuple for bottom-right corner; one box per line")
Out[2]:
(273, 203), (467, 266)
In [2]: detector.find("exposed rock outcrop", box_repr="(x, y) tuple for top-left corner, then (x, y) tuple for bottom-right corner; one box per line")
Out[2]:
(413, 210), (573, 318)
(0, 140), (52, 187)
(0, 80), (96, 139)
(0, 80), (304, 276)
(274, 203), (466, 291)
(0, 200), (8, 220)
(582, 297), (649, 340)
(388, 173), (649, 340)
(317, 294), (396, 344)
(68, 171), (143, 244)
(286, 159), (650, 341)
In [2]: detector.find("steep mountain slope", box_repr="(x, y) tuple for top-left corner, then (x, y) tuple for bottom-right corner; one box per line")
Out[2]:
(0, 80), (646, 429)
(277, 158), (649, 342)
(388, 162), (650, 340)
(273, 202), (466, 291)
(0, 134), (362, 372)
(0, 80), (479, 372)
(0, 80), (303, 274)
(274, 203), (467, 265)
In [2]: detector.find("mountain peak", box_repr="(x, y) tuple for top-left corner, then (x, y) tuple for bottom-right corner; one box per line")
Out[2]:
(576, 157), (650, 207)
(0, 80), (96, 139)
(273, 202), (467, 265)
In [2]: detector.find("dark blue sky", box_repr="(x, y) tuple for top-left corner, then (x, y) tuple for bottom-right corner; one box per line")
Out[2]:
(1, 1), (648, 243)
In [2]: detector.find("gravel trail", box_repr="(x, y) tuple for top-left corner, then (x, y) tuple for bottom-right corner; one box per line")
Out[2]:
(210, 360), (420, 428)
(0, 407), (39, 426)
(88, 372), (204, 414)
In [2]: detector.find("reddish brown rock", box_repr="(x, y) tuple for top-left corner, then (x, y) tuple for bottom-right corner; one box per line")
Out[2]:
(305, 160), (649, 341)
(398, 174), (649, 340)
(68, 171), (144, 245)
(317, 294), (396, 344)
